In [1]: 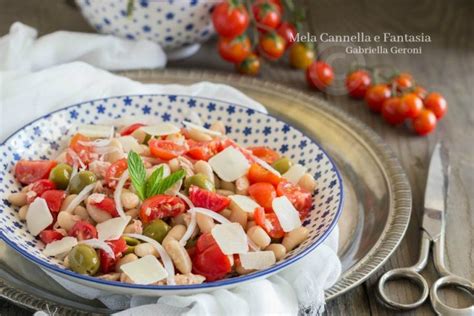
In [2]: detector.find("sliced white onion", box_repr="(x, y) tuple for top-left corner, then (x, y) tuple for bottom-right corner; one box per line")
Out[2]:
(185, 111), (203, 126)
(179, 211), (197, 247)
(63, 183), (96, 214)
(66, 163), (79, 192)
(124, 233), (175, 285)
(251, 155), (281, 176)
(176, 192), (194, 209)
(189, 207), (231, 224)
(78, 139), (111, 147)
(79, 238), (114, 258)
(182, 121), (222, 136)
(114, 169), (129, 219)
(94, 146), (120, 155)
(67, 148), (85, 170)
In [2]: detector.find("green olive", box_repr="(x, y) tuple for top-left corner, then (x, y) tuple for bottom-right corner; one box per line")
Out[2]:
(272, 157), (293, 174)
(123, 236), (140, 246)
(143, 219), (171, 243)
(69, 171), (97, 194)
(49, 163), (73, 189)
(184, 173), (215, 192)
(68, 244), (100, 275)
(124, 245), (136, 255)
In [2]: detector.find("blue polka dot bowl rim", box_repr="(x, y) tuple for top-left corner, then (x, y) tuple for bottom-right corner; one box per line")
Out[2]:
(0, 94), (343, 296)
(75, 0), (215, 51)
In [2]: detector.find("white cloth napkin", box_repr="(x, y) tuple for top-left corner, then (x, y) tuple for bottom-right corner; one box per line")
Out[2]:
(0, 23), (341, 316)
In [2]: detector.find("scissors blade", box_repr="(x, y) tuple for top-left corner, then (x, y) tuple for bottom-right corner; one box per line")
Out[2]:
(422, 143), (447, 240)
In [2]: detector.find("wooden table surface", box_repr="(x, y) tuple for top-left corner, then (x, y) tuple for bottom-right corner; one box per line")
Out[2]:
(1, 0), (472, 315)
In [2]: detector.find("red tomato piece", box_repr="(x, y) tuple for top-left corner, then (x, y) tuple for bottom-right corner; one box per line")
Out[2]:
(66, 133), (95, 165)
(14, 160), (57, 185)
(191, 233), (231, 281)
(40, 190), (66, 213)
(186, 139), (220, 161)
(39, 230), (64, 244)
(99, 238), (128, 273)
(188, 186), (230, 212)
(139, 195), (187, 224)
(248, 182), (276, 212)
(149, 139), (187, 160)
(69, 220), (98, 241)
(120, 123), (145, 136)
(247, 163), (281, 186)
(90, 196), (119, 217)
(254, 207), (285, 239)
(27, 179), (57, 203)
(276, 181), (312, 219)
(248, 146), (280, 164)
(105, 158), (128, 187)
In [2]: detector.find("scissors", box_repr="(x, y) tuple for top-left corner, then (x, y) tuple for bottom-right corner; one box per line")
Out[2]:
(377, 143), (474, 315)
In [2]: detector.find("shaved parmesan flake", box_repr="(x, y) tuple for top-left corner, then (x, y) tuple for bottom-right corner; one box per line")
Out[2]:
(43, 237), (77, 257)
(184, 111), (203, 126)
(77, 125), (114, 139)
(209, 147), (250, 182)
(272, 196), (301, 232)
(183, 121), (221, 136)
(114, 170), (129, 219)
(79, 238), (114, 258)
(78, 139), (111, 147)
(64, 183), (96, 214)
(140, 124), (180, 137)
(252, 155), (281, 176)
(240, 251), (276, 270)
(229, 195), (260, 213)
(211, 223), (248, 255)
(120, 255), (168, 285)
(97, 216), (131, 241)
(117, 136), (142, 153)
(26, 198), (53, 236)
(283, 164), (307, 184)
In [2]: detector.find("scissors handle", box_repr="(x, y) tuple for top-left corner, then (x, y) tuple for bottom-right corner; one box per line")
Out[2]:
(431, 275), (474, 316)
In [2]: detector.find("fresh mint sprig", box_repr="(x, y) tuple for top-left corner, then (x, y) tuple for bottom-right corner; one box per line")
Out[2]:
(127, 151), (146, 200)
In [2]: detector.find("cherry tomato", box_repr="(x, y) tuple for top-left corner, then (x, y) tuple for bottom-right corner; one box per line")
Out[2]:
(40, 190), (66, 213)
(276, 181), (312, 219)
(189, 185), (230, 212)
(149, 139), (187, 160)
(99, 238), (127, 273)
(345, 70), (372, 99)
(398, 93), (423, 119)
(212, 2), (249, 38)
(392, 72), (413, 91)
(14, 160), (57, 185)
(248, 146), (280, 164)
(306, 61), (335, 91)
(90, 196), (119, 217)
(236, 53), (261, 76)
(139, 195), (186, 224)
(259, 32), (285, 60)
(364, 84), (391, 112)
(192, 233), (231, 281)
(66, 133), (95, 165)
(254, 207), (284, 239)
(69, 220), (98, 240)
(289, 43), (315, 70)
(105, 158), (128, 187)
(255, 0), (283, 14)
(247, 163), (281, 186)
(277, 22), (297, 48)
(248, 182), (276, 212)
(39, 230), (64, 244)
(424, 92), (447, 119)
(218, 35), (251, 63)
(27, 179), (57, 203)
(186, 139), (220, 161)
(120, 123), (145, 136)
(412, 86), (427, 99)
(412, 109), (437, 136)
(252, 1), (281, 31)
(381, 97), (405, 125)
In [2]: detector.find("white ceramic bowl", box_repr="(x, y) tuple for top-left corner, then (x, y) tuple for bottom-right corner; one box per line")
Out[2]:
(0, 94), (343, 296)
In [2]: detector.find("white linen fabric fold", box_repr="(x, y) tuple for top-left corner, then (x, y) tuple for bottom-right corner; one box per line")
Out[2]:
(0, 23), (341, 316)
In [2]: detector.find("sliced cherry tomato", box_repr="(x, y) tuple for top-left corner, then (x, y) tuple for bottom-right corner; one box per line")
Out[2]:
(189, 185), (230, 212)
(120, 123), (145, 136)
(139, 195), (186, 224)
(289, 42), (315, 70)
(398, 93), (423, 119)
(412, 109), (437, 136)
(277, 22), (297, 48)
(364, 84), (391, 113)
(248, 146), (280, 164)
(259, 32), (285, 60)
(424, 92), (447, 119)
(192, 233), (231, 281)
(345, 70), (372, 99)
(186, 139), (220, 161)
(90, 196), (119, 217)
(254, 207), (284, 239)
(392, 72), (413, 91)
(276, 181), (312, 219)
(27, 179), (57, 203)
(236, 53), (261, 76)
(212, 2), (249, 38)
(218, 35), (252, 63)
(381, 97), (405, 125)
(69, 220), (98, 241)
(248, 182), (276, 212)
(39, 230), (64, 244)
(247, 163), (281, 186)
(99, 238), (128, 273)
(252, 1), (281, 31)
(105, 158), (128, 187)
(66, 133), (95, 165)
(149, 139), (187, 160)
(14, 160), (57, 185)
(306, 61), (334, 91)
(40, 190), (66, 213)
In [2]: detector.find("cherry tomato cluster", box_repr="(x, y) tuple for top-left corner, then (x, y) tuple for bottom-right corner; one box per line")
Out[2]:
(345, 70), (447, 136)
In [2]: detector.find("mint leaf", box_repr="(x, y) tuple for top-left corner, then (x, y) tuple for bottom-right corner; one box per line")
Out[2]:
(156, 169), (186, 195)
(127, 151), (146, 200)
(145, 165), (164, 198)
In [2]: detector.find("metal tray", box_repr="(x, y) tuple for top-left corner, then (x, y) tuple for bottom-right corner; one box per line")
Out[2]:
(0, 69), (411, 314)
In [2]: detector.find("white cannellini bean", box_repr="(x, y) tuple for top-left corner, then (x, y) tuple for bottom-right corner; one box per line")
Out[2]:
(121, 190), (140, 210)
(220, 181), (235, 192)
(124, 219), (143, 234)
(168, 158), (180, 172)
(104, 139), (125, 163)
(116, 253), (139, 271)
(125, 208), (139, 219)
(174, 273), (206, 285)
(86, 198), (113, 223)
(8, 192), (27, 207)
(134, 243), (159, 257)
(229, 207), (248, 229)
(216, 189), (234, 197)
(73, 205), (91, 222)
(235, 176), (250, 195)
(120, 273), (134, 283)
(196, 212), (215, 234)
(220, 208), (232, 219)
(18, 205), (28, 221)
(163, 224), (186, 244)
(194, 160), (215, 184)
(282, 227), (309, 251)
(298, 173), (317, 192)
(57, 212), (80, 231)
(163, 239), (192, 274)
(247, 226), (271, 248)
(60, 194), (78, 213)
(265, 244), (287, 261)
(188, 128), (212, 142)
(131, 128), (147, 143)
